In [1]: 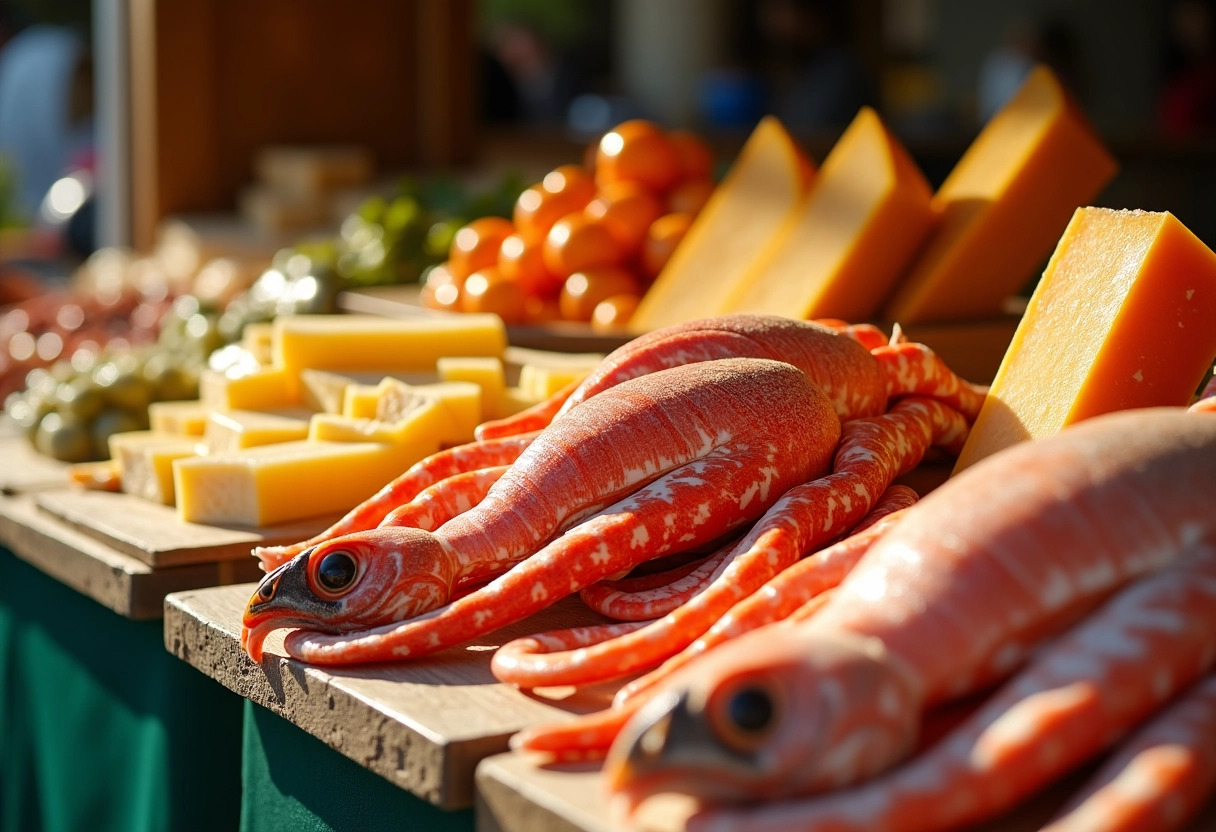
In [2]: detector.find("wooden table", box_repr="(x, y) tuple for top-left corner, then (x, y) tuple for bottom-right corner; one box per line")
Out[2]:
(165, 583), (620, 812)
(476, 748), (1216, 832)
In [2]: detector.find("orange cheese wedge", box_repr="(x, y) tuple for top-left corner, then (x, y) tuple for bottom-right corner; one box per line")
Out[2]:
(724, 107), (935, 322)
(883, 65), (1118, 324)
(954, 207), (1216, 473)
(629, 116), (814, 332)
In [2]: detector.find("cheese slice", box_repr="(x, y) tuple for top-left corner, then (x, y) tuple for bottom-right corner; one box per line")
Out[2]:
(411, 381), (482, 444)
(272, 313), (507, 378)
(724, 107), (935, 321)
(148, 400), (210, 436)
(309, 394), (448, 446)
(954, 207), (1216, 472)
(299, 368), (356, 414)
(174, 440), (420, 527)
(517, 364), (594, 400)
(883, 65), (1118, 324)
(629, 116), (815, 331)
(203, 409), (310, 453)
(240, 321), (275, 365)
(109, 431), (200, 505)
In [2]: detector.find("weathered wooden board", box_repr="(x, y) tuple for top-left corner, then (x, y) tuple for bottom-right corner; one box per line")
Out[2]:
(475, 750), (1216, 832)
(35, 489), (339, 568)
(164, 583), (622, 810)
(0, 496), (262, 619)
(0, 434), (70, 494)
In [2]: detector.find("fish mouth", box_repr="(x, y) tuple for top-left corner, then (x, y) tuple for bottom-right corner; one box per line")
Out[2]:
(605, 688), (764, 811)
(240, 552), (342, 661)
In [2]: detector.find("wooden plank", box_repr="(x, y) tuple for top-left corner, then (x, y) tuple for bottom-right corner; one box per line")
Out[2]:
(475, 750), (1216, 832)
(164, 583), (620, 810)
(0, 434), (70, 495)
(35, 489), (339, 568)
(0, 496), (261, 619)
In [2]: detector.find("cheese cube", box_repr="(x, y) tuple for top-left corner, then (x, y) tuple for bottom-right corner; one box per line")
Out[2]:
(724, 107), (935, 322)
(174, 440), (420, 527)
(954, 208), (1216, 472)
(299, 368), (355, 414)
(109, 431), (200, 505)
(199, 365), (297, 412)
(883, 66), (1118, 324)
(203, 409), (311, 453)
(630, 116), (815, 331)
(437, 356), (506, 419)
(411, 382), (482, 444)
(148, 400), (210, 436)
(240, 321), (275, 365)
(308, 394), (448, 448)
(342, 383), (383, 418)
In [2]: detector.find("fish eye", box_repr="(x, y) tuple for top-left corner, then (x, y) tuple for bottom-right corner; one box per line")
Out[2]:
(316, 550), (358, 594)
(709, 682), (780, 754)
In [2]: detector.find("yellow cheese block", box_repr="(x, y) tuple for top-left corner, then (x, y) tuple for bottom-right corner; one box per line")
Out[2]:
(342, 383), (382, 418)
(174, 440), (420, 527)
(437, 356), (507, 420)
(724, 107), (935, 322)
(309, 394), (447, 446)
(501, 386), (545, 417)
(517, 364), (594, 400)
(108, 431), (200, 505)
(411, 381), (482, 444)
(203, 409), (311, 453)
(240, 321), (275, 365)
(199, 365), (297, 412)
(630, 116), (815, 331)
(148, 400), (210, 436)
(954, 207), (1216, 473)
(272, 314), (507, 377)
(883, 65), (1118, 324)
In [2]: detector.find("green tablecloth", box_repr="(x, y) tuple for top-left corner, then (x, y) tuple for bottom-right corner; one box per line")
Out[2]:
(240, 700), (473, 832)
(0, 548), (243, 832)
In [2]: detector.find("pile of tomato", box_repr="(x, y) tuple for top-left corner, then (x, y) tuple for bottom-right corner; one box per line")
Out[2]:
(420, 120), (714, 330)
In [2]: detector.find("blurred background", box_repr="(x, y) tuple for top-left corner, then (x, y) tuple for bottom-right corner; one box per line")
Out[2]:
(1, 0), (1215, 278)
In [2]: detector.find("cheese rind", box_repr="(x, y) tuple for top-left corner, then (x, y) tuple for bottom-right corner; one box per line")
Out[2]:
(174, 440), (420, 527)
(629, 116), (815, 331)
(272, 314), (507, 376)
(882, 65), (1118, 324)
(724, 107), (935, 321)
(954, 207), (1216, 472)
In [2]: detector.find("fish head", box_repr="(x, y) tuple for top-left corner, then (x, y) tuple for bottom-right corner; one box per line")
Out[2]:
(604, 627), (922, 816)
(240, 527), (453, 661)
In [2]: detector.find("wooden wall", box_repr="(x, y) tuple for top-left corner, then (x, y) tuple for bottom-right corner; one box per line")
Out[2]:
(127, 0), (475, 250)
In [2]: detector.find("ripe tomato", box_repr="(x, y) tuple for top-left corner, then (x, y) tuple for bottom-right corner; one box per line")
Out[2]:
(544, 213), (625, 279)
(460, 267), (527, 324)
(595, 120), (680, 194)
(667, 178), (714, 217)
(668, 130), (714, 181)
(560, 267), (641, 322)
(584, 181), (664, 253)
(591, 293), (641, 331)
(542, 164), (596, 206)
(641, 213), (693, 278)
(514, 184), (588, 244)
(498, 233), (563, 298)
(419, 262), (463, 312)
(524, 293), (563, 324)
(449, 217), (515, 278)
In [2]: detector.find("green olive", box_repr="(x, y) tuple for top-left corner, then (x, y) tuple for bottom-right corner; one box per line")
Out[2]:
(147, 361), (198, 402)
(90, 408), (147, 457)
(97, 368), (153, 411)
(54, 377), (105, 421)
(35, 412), (95, 462)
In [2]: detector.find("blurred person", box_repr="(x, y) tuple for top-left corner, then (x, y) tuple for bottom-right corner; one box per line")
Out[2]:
(486, 17), (585, 126)
(0, 21), (93, 217)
